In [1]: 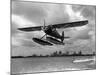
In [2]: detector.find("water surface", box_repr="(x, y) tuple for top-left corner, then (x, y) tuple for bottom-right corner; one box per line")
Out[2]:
(11, 56), (95, 74)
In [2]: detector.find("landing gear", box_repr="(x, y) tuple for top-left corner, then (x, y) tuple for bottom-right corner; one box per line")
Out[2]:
(40, 34), (47, 39)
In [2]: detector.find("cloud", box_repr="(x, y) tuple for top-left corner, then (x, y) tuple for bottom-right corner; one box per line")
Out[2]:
(65, 5), (86, 21)
(12, 14), (36, 27)
(12, 1), (48, 24)
(45, 4), (69, 24)
(12, 37), (22, 46)
(64, 4), (96, 44)
(63, 39), (95, 54)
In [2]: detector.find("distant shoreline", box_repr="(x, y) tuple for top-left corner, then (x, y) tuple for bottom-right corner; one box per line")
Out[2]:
(11, 55), (95, 59)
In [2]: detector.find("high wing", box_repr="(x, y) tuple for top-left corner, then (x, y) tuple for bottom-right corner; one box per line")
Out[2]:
(18, 26), (42, 31)
(51, 20), (88, 29)
(18, 20), (88, 32)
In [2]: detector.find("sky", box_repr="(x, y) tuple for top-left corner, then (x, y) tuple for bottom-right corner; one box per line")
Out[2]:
(11, 0), (96, 56)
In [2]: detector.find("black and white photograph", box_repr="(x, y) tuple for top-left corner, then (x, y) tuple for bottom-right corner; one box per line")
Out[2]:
(11, 0), (96, 74)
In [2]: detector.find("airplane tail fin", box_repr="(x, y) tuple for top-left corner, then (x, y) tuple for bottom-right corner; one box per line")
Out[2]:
(61, 31), (64, 42)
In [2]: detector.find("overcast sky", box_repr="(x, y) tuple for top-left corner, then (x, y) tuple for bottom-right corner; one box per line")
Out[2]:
(11, 0), (96, 56)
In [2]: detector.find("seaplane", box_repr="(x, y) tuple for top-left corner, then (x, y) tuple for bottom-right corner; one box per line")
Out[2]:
(18, 20), (88, 46)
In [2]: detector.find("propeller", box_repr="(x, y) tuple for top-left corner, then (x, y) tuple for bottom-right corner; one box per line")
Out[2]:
(41, 19), (46, 31)
(40, 19), (47, 39)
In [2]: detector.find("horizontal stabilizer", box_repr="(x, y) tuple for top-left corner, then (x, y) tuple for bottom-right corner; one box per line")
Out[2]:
(64, 36), (70, 38)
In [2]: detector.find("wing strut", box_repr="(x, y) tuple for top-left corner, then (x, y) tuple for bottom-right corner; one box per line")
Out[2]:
(40, 34), (47, 39)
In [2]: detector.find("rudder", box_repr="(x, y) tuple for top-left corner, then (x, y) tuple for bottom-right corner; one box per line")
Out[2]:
(61, 31), (64, 42)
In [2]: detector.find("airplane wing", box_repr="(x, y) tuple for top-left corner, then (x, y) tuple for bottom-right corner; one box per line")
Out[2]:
(51, 20), (88, 29)
(18, 26), (42, 32)
(18, 20), (88, 32)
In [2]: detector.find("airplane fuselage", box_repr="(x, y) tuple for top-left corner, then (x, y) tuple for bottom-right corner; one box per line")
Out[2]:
(44, 25), (62, 39)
